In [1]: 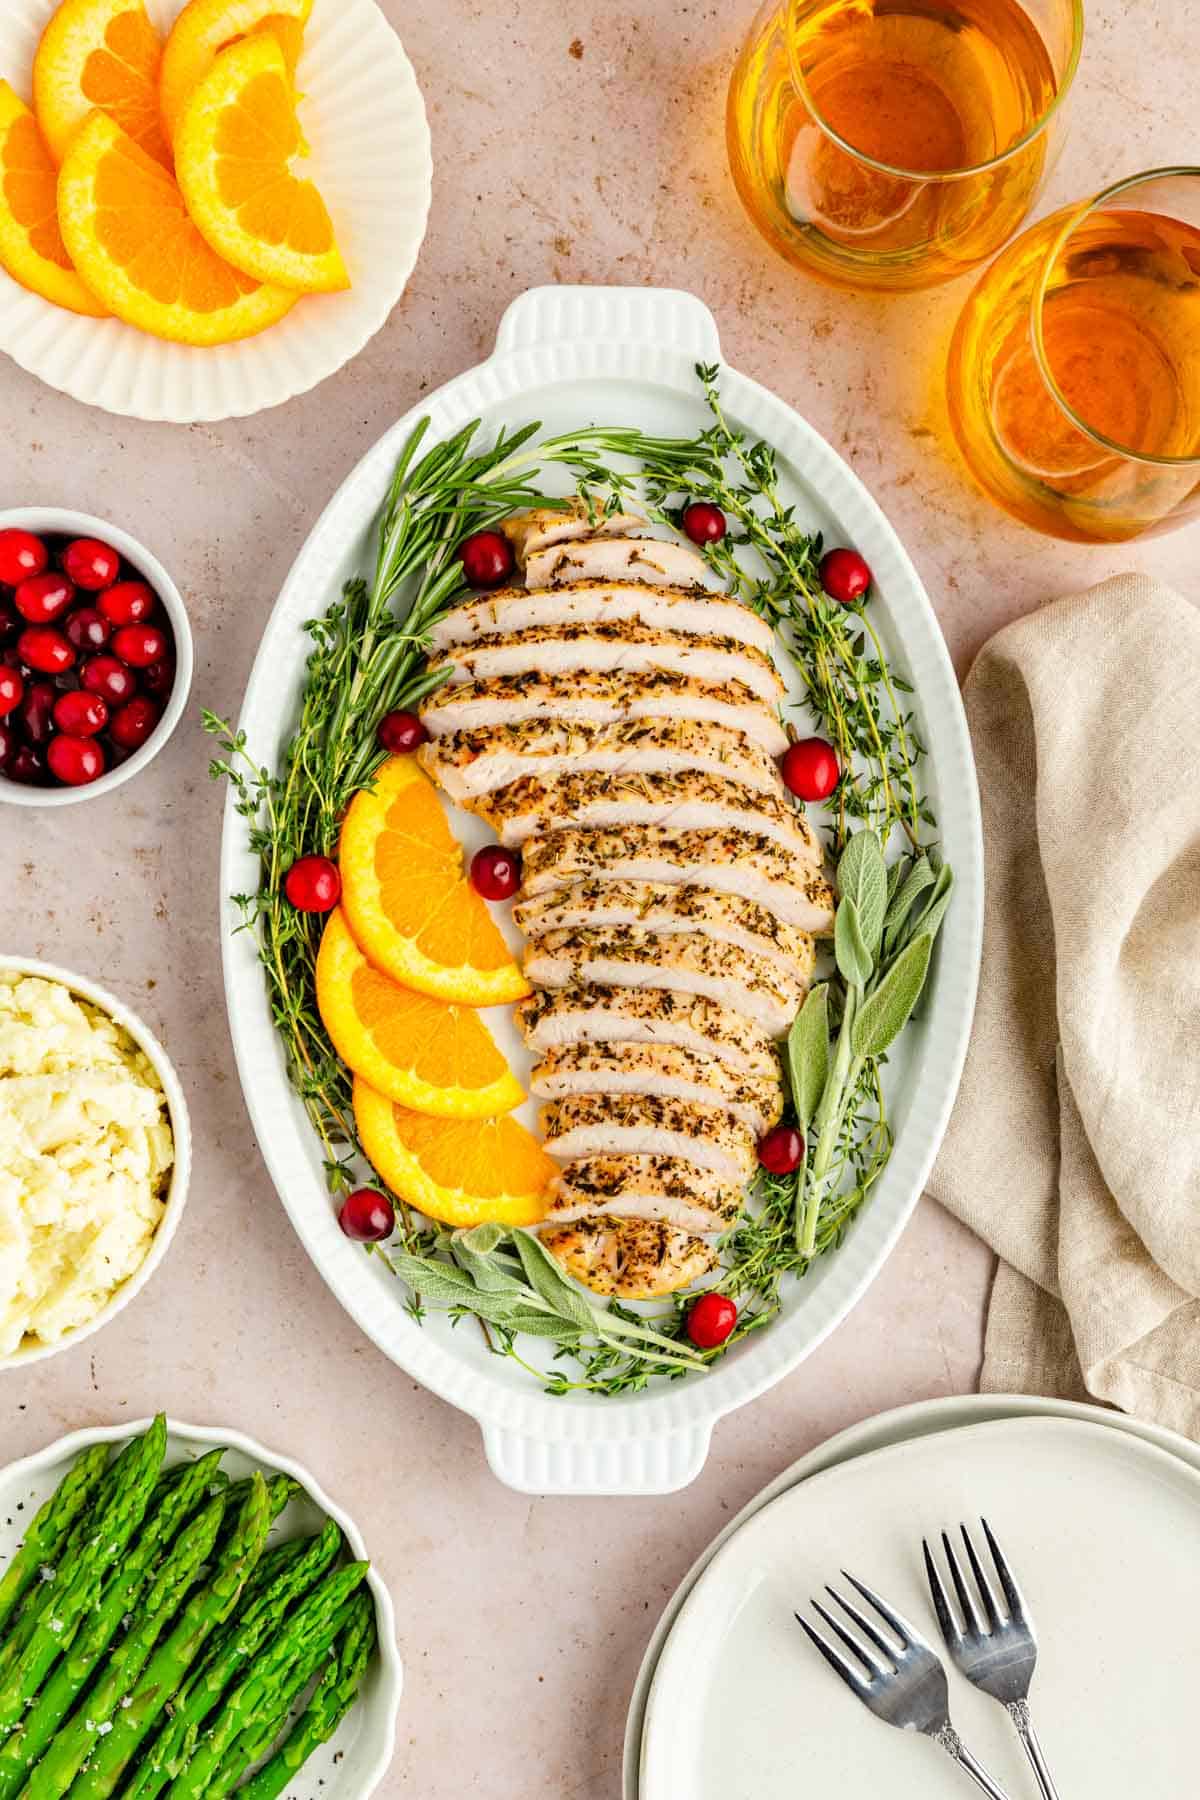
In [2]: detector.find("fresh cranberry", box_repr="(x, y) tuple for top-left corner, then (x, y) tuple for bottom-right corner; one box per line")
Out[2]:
(140, 657), (174, 699)
(470, 844), (521, 900)
(18, 627), (74, 676)
(98, 580), (156, 626)
(65, 607), (112, 652)
(757, 1123), (805, 1174)
(682, 501), (727, 545)
(781, 737), (840, 802)
(111, 623), (167, 669)
(0, 666), (22, 718)
(19, 681), (56, 745)
(819, 547), (872, 605)
(62, 538), (121, 591)
(14, 572), (76, 625)
(284, 854), (341, 912)
(81, 655), (137, 704)
(0, 529), (48, 586)
(47, 734), (106, 787)
(338, 1186), (395, 1242)
(377, 709), (426, 754)
(686, 1292), (738, 1348)
(109, 696), (159, 751)
(53, 689), (108, 736)
(6, 744), (45, 785)
(458, 529), (514, 589)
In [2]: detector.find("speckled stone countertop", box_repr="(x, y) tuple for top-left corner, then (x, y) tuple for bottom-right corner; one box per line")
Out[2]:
(2, 1), (1197, 1793)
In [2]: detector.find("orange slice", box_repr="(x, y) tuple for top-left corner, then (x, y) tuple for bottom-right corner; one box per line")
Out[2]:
(0, 82), (106, 315)
(175, 34), (347, 293)
(34, 0), (170, 167)
(57, 112), (297, 344)
(354, 1077), (555, 1229)
(316, 908), (523, 1120)
(339, 755), (529, 1008)
(160, 0), (312, 145)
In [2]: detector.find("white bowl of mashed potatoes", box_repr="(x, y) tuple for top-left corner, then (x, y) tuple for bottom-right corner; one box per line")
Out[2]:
(0, 958), (190, 1367)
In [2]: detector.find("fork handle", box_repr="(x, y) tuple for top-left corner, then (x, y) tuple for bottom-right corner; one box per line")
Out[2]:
(935, 1725), (1013, 1800)
(1006, 1701), (1061, 1800)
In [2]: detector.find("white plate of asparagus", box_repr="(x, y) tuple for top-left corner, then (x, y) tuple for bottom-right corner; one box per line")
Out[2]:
(0, 1417), (401, 1798)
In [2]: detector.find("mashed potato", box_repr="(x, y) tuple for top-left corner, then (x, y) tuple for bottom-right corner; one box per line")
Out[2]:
(0, 973), (175, 1356)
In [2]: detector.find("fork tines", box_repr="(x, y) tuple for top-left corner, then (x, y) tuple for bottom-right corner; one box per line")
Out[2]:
(795, 1572), (914, 1696)
(923, 1518), (1031, 1641)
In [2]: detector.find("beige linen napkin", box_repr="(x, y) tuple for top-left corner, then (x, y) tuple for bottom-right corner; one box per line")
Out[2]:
(929, 573), (1200, 1437)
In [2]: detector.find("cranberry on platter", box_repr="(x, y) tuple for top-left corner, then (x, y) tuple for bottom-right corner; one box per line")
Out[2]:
(471, 844), (521, 901)
(47, 734), (106, 787)
(338, 1186), (396, 1242)
(682, 500), (727, 545)
(686, 1292), (738, 1349)
(782, 737), (840, 803)
(819, 546), (872, 605)
(757, 1123), (805, 1175)
(285, 854), (342, 913)
(62, 537), (120, 590)
(458, 529), (514, 589)
(0, 529), (48, 586)
(377, 709), (426, 754)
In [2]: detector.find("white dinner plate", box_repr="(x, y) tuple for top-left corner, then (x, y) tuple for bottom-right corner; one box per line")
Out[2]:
(221, 284), (984, 1494)
(641, 1415), (1199, 1799)
(0, 0), (431, 421)
(0, 1418), (403, 1799)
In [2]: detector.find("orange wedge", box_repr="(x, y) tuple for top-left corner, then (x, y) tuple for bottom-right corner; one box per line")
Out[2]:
(175, 34), (347, 293)
(160, 0), (312, 144)
(354, 1077), (555, 1229)
(316, 908), (523, 1120)
(0, 82), (106, 315)
(57, 112), (297, 344)
(34, 0), (170, 166)
(339, 755), (529, 1008)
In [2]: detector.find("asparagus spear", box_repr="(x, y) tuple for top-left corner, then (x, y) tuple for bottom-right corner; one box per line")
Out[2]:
(123, 1524), (343, 1800)
(0, 1420), (167, 1731)
(0, 1453), (228, 1800)
(159, 1562), (369, 1800)
(0, 1446), (109, 1636)
(222, 1593), (377, 1800)
(2, 1454), (126, 1652)
(61, 1473), (272, 1800)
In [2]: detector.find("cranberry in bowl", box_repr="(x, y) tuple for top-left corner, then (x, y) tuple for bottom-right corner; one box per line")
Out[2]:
(0, 509), (193, 808)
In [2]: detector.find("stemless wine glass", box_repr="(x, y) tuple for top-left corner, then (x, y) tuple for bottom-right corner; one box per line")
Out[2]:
(946, 168), (1200, 541)
(727, 0), (1084, 291)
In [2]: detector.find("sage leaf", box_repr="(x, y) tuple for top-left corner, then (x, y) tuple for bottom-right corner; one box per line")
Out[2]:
(513, 1230), (596, 1333)
(883, 854), (934, 955)
(456, 1222), (507, 1257)
(909, 863), (954, 948)
(451, 1237), (524, 1296)
(852, 933), (933, 1060)
(838, 829), (887, 955)
(834, 894), (874, 988)
(787, 984), (829, 1130)
(886, 857), (907, 907)
(390, 1250), (492, 1306)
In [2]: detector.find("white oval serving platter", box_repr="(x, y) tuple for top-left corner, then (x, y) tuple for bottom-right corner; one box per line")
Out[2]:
(220, 284), (984, 1496)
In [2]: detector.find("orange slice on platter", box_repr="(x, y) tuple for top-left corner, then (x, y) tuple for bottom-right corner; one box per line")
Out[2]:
(316, 908), (523, 1120)
(354, 1077), (555, 1230)
(175, 34), (347, 293)
(339, 755), (530, 1008)
(159, 0), (312, 145)
(0, 82), (106, 315)
(34, 0), (170, 166)
(57, 112), (297, 344)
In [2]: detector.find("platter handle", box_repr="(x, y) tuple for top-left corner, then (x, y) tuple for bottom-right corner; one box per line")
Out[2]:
(480, 1423), (713, 1497)
(493, 285), (722, 360)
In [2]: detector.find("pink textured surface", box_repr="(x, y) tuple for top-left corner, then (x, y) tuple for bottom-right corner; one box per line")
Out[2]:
(1, 1), (1196, 1794)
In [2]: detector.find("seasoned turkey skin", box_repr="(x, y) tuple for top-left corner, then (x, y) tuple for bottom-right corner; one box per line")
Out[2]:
(426, 579), (776, 657)
(540, 1214), (717, 1298)
(418, 669), (789, 757)
(514, 985), (777, 1077)
(532, 1041), (783, 1134)
(546, 1154), (745, 1234)
(524, 538), (716, 592)
(418, 717), (782, 803)
(541, 1093), (758, 1183)
(500, 500), (645, 564)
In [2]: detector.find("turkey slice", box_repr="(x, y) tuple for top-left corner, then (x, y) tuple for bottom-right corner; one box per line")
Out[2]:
(532, 1041), (783, 1134)
(426, 579), (775, 657)
(539, 1214), (717, 1298)
(545, 1154), (745, 1235)
(542, 1093), (758, 1183)
(514, 985), (776, 1078)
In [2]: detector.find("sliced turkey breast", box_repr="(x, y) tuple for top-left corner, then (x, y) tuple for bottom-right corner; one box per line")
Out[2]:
(524, 926), (804, 1038)
(418, 717), (782, 804)
(539, 1214), (717, 1298)
(546, 1154), (745, 1235)
(519, 826), (835, 933)
(501, 500), (644, 564)
(532, 1042), (783, 1134)
(426, 580), (776, 658)
(524, 537), (715, 592)
(426, 622), (785, 707)
(515, 986), (777, 1077)
(480, 767), (819, 862)
(514, 881), (819, 980)
(418, 669), (788, 757)
(542, 1093), (758, 1183)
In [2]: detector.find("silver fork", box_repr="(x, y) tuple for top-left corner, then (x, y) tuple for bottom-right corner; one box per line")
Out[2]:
(796, 1572), (1012, 1799)
(923, 1521), (1061, 1800)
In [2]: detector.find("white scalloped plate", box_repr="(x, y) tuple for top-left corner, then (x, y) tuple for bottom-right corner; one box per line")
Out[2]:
(0, 1419), (402, 1798)
(220, 285), (984, 1496)
(0, 0), (431, 421)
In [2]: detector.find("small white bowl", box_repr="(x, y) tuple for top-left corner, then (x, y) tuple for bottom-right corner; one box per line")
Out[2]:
(0, 955), (192, 1369)
(0, 506), (194, 808)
